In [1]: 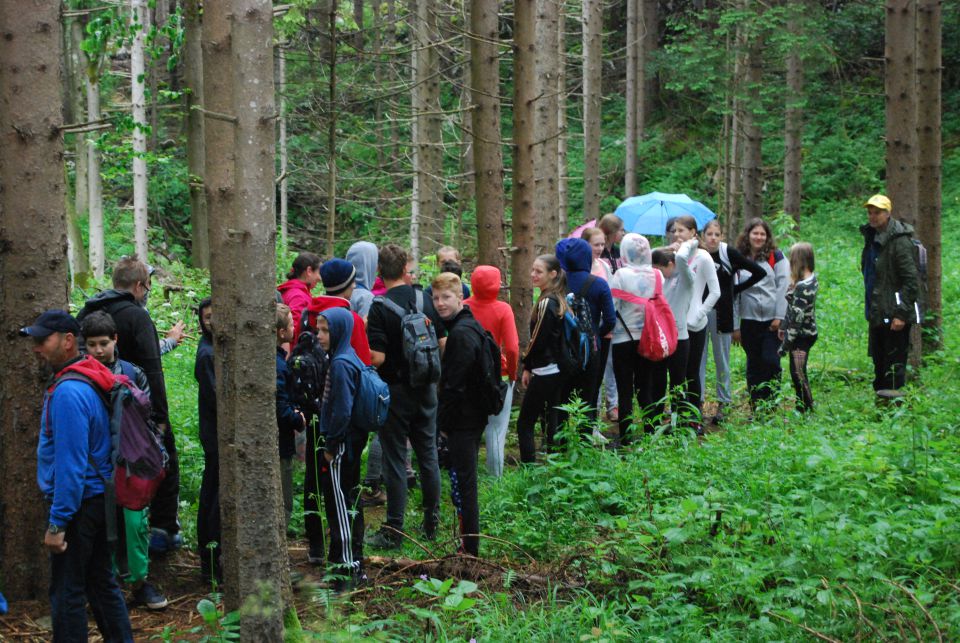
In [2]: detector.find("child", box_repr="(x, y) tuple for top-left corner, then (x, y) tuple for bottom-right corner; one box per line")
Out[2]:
(779, 243), (818, 412)
(275, 304), (307, 532)
(79, 311), (168, 610)
(316, 307), (368, 590)
(194, 298), (221, 581)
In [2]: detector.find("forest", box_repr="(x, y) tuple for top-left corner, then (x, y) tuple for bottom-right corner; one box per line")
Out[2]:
(0, 0), (958, 640)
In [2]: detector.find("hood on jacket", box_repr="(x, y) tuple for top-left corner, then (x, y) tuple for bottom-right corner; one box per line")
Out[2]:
(318, 307), (354, 359)
(555, 238), (593, 273)
(306, 295), (350, 315)
(51, 355), (117, 394)
(81, 288), (137, 314)
(620, 233), (652, 268)
(861, 217), (914, 244)
(277, 279), (312, 298)
(346, 241), (379, 290)
(469, 266), (502, 301)
(197, 297), (213, 338)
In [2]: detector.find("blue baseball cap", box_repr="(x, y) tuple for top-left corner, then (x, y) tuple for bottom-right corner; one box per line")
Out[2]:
(19, 309), (81, 338)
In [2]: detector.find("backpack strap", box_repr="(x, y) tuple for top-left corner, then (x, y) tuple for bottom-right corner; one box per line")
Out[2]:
(118, 360), (137, 382)
(415, 289), (424, 313)
(577, 275), (597, 299)
(301, 308), (313, 333)
(377, 294), (408, 319)
(718, 242), (732, 275)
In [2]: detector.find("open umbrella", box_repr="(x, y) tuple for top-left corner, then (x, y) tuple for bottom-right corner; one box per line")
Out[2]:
(614, 192), (716, 236)
(567, 218), (597, 239)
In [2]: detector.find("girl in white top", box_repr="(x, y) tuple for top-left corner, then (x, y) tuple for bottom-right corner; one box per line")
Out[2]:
(581, 227), (616, 424)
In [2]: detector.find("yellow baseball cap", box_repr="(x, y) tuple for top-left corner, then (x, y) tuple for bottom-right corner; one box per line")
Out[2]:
(864, 194), (892, 211)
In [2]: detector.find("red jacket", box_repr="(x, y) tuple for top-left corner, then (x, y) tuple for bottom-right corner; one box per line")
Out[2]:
(303, 296), (372, 365)
(464, 266), (519, 381)
(277, 279), (314, 329)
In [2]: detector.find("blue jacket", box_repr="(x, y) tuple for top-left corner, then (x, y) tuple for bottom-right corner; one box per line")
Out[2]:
(556, 238), (616, 337)
(276, 346), (304, 459)
(318, 307), (363, 456)
(38, 357), (113, 528)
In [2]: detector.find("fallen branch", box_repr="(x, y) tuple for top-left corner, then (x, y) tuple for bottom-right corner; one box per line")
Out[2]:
(883, 579), (943, 643)
(768, 611), (841, 643)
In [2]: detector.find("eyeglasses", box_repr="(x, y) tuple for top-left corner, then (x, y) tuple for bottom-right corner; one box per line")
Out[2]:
(406, 270), (418, 277)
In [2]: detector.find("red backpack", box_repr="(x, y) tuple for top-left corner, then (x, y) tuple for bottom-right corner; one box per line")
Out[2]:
(611, 270), (678, 362)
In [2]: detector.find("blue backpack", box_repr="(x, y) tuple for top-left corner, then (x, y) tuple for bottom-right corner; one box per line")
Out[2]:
(336, 356), (390, 430)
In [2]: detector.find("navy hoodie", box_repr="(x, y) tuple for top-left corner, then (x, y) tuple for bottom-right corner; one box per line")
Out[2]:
(318, 307), (363, 456)
(555, 238), (616, 337)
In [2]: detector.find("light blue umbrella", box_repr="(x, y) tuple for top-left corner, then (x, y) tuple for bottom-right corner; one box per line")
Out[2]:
(614, 192), (717, 236)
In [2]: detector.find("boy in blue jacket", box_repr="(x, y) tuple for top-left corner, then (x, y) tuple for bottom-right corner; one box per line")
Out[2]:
(276, 304), (307, 532)
(316, 307), (368, 591)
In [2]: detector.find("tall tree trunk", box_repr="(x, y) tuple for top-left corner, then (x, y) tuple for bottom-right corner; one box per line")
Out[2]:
(783, 7), (803, 224)
(471, 0), (506, 271)
(66, 18), (89, 278)
(512, 0), (537, 347)
(278, 44), (289, 250)
(535, 0), (559, 253)
(412, 0), (444, 257)
(131, 0), (150, 261)
(581, 0), (602, 221)
(354, 0), (365, 50)
(557, 13), (568, 234)
(327, 3), (338, 258)
(741, 40), (763, 223)
(456, 31), (474, 249)
(0, 0), (68, 600)
(724, 19), (745, 238)
(915, 0), (941, 348)
(641, 0), (656, 120)
(185, 0), (209, 268)
(87, 72), (105, 277)
(885, 0), (918, 225)
(625, 0), (638, 196)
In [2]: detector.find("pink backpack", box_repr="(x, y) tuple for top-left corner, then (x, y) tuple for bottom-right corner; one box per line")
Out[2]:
(610, 270), (678, 362)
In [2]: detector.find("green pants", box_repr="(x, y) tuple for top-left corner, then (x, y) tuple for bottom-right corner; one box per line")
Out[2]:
(113, 508), (150, 585)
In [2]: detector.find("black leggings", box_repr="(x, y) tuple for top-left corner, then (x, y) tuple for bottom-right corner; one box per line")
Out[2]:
(517, 371), (568, 462)
(740, 319), (783, 406)
(651, 337), (692, 420)
(788, 335), (817, 412)
(611, 341), (656, 442)
(684, 328), (707, 415)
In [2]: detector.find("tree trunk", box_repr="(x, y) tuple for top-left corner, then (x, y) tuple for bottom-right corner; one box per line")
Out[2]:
(66, 18), (89, 279)
(87, 72), (106, 278)
(885, 0), (918, 225)
(581, 0), (602, 222)
(641, 0), (656, 121)
(373, 0), (385, 169)
(512, 0), (537, 347)
(354, 0), (365, 51)
(0, 0), (68, 600)
(724, 20), (745, 238)
(471, 0), (506, 271)
(277, 44), (289, 250)
(456, 35), (474, 249)
(557, 15), (568, 235)
(535, 0), (559, 254)
(412, 0), (444, 257)
(783, 7), (803, 224)
(327, 3), (338, 258)
(741, 40), (763, 223)
(915, 0), (941, 348)
(131, 0), (150, 261)
(625, 0), (638, 196)
(185, 0), (209, 269)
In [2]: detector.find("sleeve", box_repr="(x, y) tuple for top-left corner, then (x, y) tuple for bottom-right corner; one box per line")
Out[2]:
(781, 289), (799, 351)
(134, 311), (170, 426)
(893, 237), (920, 322)
(276, 361), (303, 434)
(675, 240), (696, 288)
(323, 360), (358, 453)
(438, 328), (476, 433)
(521, 298), (550, 368)
(774, 255), (791, 320)
(730, 247), (767, 295)
(366, 300), (389, 354)
(132, 364), (152, 399)
(159, 337), (177, 356)
(499, 305), (520, 381)
(48, 386), (97, 527)
(195, 347), (217, 428)
(351, 313), (373, 365)
(595, 279), (616, 338)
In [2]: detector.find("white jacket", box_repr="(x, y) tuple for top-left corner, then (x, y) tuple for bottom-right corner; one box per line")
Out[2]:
(686, 248), (721, 332)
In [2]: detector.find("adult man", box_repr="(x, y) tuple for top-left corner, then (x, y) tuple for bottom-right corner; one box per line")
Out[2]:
(364, 244), (443, 549)
(21, 310), (133, 642)
(77, 256), (181, 553)
(860, 194), (920, 394)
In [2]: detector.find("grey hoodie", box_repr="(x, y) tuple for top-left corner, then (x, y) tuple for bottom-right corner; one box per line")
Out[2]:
(346, 241), (378, 319)
(737, 250), (790, 323)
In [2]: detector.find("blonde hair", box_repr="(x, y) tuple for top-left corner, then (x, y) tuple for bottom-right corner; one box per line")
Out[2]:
(430, 272), (463, 295)
(580, 226), (604, 244)
(436, 245), (461, 262)
(788, 242), (815, 283)
(598, 214), (623, 237)
(276, 303), (292, 330)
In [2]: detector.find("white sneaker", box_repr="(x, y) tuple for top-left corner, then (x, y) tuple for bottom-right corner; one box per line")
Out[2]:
(591, 428), (610, 444)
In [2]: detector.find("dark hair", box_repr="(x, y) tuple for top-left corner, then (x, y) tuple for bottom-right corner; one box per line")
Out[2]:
(439, 259), (463, 277)
(197, 297), (213, 336)
(534, 254), (567, 314)
(703, 219), (723, 235)
(112, 255), (150, 289)
(287, 252), (321, 280)
(378, 244), (409, 281)
(789, 242), (815, 283)
(666, 215), (698, 236)
(735, 218), (777, 260)
(651, 248), (676, 267)
(580, 226), (604, 243)
(80, 310), (117, 339)
(598, 214), (623, 237)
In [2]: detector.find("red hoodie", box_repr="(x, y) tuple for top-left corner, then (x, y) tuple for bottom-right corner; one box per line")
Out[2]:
(303, 295), (372, 365)
(277, 279), (314, 328)
(49, 355), (117, 395)
(464, 266), (519, 381)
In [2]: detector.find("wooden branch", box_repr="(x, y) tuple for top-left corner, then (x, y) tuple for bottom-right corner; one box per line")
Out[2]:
(60, 120), (114, 135)
(62, 5), (118, 18)
(191, 105), (238, 124)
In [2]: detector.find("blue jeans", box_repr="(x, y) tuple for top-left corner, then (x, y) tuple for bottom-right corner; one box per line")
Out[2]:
(49, 495), (133, 643)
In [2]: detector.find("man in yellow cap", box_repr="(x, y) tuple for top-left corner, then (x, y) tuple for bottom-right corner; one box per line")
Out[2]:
(860, 194), (920, 394)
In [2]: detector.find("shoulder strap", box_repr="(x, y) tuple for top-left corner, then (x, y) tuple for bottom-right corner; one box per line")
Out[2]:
(52, 372), (111, 408)
(378, 295), (408, 318)
(300, 308), (313, 332)
(415, 289), (424, 313)
(118, 360), (136, 382)
(615, 310), (635, 342)
(577, 275), (597, 299)
(718, 243), (731, 274)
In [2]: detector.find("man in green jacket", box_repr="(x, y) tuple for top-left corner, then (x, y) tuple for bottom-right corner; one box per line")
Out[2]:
(860, 194), (920, 393)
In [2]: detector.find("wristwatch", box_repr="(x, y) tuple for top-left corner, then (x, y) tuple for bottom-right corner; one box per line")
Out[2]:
(47, 523), (65, 535)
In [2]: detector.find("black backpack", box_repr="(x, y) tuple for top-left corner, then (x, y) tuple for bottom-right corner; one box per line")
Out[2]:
(910, 237), (928, 324)
(377, 290), (441, 388)
(468, 323), (508, 416)
(287, 330), (328, 416)
(558, 276), (599, 375)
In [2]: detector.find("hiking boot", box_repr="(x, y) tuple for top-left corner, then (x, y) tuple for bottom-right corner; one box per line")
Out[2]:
(148, 528), (182, 556)
(365, 526), (402, 550)
(422, 518), (438, 542)
(606, 406), (619, 422)
(132, 582), (168, 610)
(591, 427), (610, 444)
(308, 543), (325, 565)
(360, 488), (387, 507)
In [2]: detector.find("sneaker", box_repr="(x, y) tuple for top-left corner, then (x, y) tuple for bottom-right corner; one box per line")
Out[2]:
(132, 582), (168, 610)
(591, 427), (610, 444)
(365, 526), (402, 550)
(606, 406), (619, 422)
(360, 488), (387, 507)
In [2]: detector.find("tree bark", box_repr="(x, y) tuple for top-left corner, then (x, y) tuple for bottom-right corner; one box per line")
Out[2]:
(535, 0), (559, 253)
(471, 0), (506, 271)
(741, 39), (763, 223)
(277, 44), (289, 250)
(66, 17), (89, 279)
(456, 26), (473, 250)
(915, 0), (941, 347)
(783, 7), (803, 224)
(412, 0), (444, 257)
(641, 0), (656, 121)
(512, 0), (537, 347)
(885, 0), (918, 226)
(581, 0), (602, 222)
(327, 2), (338, 258)
(87, 70), (105, 278)
(557, 15), (568, 235)
(0, 0), (68, 600)
(354, 0), (365, 51)
(185, 0), (209, 269)
(131, 0), (150, 261)
(625, 0), (638, 196)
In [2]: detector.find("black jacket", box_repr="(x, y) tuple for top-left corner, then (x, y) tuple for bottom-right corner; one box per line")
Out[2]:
(78, 289), (170, 426)
(276, 347), (304, 459)
(194, 334), (217, 453)
(438, 308), (489, 433)
(521, 295), (564, 371)
(709, 243), (766, 333)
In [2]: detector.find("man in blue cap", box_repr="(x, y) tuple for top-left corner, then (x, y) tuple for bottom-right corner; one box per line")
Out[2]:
(20, 309), (133, 642)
